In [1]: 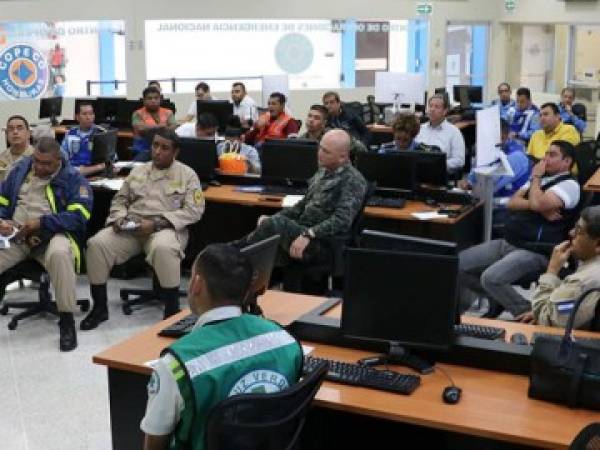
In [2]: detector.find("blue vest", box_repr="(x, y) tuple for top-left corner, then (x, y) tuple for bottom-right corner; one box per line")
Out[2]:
(62, 126), (100, 166)
(507, 104), (540, 142)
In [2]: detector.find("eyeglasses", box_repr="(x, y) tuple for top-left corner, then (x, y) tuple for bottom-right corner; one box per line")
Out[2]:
(571, 223), (587, 237)
(498, 89), (510, 93)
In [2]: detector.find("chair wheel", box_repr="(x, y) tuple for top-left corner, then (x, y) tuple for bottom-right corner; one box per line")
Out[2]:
(80, 300), (90, 312)
(0, 305), (8, 315)
(8, 319), (17, 330)
(122, 305), (132, 315)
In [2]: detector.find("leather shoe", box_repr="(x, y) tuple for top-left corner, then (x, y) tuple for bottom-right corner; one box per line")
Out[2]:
(59, 313), (77, 352)
(80, 308), (108, 331)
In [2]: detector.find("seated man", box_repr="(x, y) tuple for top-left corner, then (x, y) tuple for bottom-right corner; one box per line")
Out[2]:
(458, 119), (531, 226)
(239, 129), (367, 267)
(245, 92), (299, 146)
(0, 115), (35, 182)
(231, 81), (258, 127)
(60, 101), (108, 176)
(184, 82), (214, 122)
(379, 114), (422, 152)
(491, 82), (516, 121)
(458, 140), (580, 318)
(140, 243), (302, 450)
(416, 94), (466, 174)
(83, 128), (204, 329)
(298, 104), (330, 141)
(558, 87), (587, 134)
(217, 127), (261, 174)
(132, 86), (177, 161)
(322, 91), (368, 144)
(0, 137), (92, 351)
(175, 113), (218, 139)
(527, 102), (580, 161)
(519, 206), (600, 329)
(506, 87), (540, 145)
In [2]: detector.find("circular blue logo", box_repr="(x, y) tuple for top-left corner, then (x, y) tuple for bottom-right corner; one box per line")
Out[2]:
(0, 44), (49, 100)
(275, 33), (314, 74)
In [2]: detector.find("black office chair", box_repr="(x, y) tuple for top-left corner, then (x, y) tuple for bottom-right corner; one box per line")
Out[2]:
(575, 140), (600, 186)
(205, 360), (328, 450)
(0, 260), (89, 330)
(282, 182), (376, 295)
(568, 422), (600, 450)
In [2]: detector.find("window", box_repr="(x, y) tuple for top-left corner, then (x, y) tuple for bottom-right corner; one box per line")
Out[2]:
(569, 25), (600, 84)
(0, 20), (126, 99)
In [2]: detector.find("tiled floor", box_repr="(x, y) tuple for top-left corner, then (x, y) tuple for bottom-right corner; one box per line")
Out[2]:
(0, 275), (190, 450)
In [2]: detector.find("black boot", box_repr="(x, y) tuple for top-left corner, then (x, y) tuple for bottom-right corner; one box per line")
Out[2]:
(481, 300), (505, 319)
(80, 284), (109, 331)
(162, 287), (181, 319)
(59, 312), (77, 351)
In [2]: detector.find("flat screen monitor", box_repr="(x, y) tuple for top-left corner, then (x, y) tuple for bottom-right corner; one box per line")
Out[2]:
(39, 96), (63, 123)
(91, 129), (118, 164)
(452, 85), (483, 107)
(375, 72), (425, 106)
(240, 234), (280, 303)
(361, 229), (457, 256)
(161, 98), (176, 113)
(116, 99), (143, 127)
(261, 139), (318, 183)
(355, 152), (415, 191)
(95, 97), (127, 124)
(197, 100), (233, 134)
(73, 98), (97, 118)
(414, 150), (447, 187)
(176, 137), (218, 182)
(341, 247), (458, 351)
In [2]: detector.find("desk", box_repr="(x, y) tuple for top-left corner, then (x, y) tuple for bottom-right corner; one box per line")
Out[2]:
(367, 120), (476, 134)
(94, 291), (599, 450)
(53, 126), (134, 160)
(584, 166), (600, 192)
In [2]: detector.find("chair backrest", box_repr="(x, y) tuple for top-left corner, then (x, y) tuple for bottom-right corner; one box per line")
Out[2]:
(350, 181), (377, 247)
(568, 422), (600, 450)
(205, 360), (328, 450)
(574, 140), (600, 186)
(342, 101), (363, 120)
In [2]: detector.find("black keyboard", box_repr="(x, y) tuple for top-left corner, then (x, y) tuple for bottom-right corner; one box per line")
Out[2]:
(455, 323), (506, 340)
(531, 332), (600, 346)
(303, 356), (420, 395)
(158, 313), (198, 337)
(367, 196), (407, 209)
(261, 185), (307, 196)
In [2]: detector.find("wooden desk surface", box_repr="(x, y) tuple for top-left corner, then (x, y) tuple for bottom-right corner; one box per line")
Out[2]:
(54, 125), (134, 139)
(94, 291), (600, 449)
(584, 167), (600, 192)
(203, 184), (478, 224)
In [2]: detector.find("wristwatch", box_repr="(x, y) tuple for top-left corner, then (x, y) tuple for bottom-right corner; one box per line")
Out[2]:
(153, 217), (169, 232)
(301, 229), (315, 239)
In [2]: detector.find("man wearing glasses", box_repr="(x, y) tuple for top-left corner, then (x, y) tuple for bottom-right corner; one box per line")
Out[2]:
(491, 82), (516, 121)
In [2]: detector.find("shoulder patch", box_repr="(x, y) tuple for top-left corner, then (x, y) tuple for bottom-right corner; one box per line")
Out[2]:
(147, 371), (160, 395)
(79, 185), (90, 198)
(194, 189), (203, 205)
(228, 369), (289, 397)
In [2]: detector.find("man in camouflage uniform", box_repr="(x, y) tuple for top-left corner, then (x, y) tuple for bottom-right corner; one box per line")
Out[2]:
(83, 128), (204, 330)
(242, 129), (367, 267)
(0, 115), (35, 182)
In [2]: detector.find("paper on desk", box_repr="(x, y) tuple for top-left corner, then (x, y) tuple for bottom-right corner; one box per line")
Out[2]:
(89, 178), (125, 191)
(282, 195), (304, 208)
(302, 345), (314, 355)
(114, 161), (145, 170)
(412, 211), (449, 220)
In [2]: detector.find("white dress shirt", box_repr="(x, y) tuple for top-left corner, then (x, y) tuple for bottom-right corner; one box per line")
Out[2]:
(415, 119), (466, 171)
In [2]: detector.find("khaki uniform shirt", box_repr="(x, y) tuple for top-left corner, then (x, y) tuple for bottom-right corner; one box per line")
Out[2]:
(13, 169), (54, 226)
(0, 145), (34, 182)
(107, 160), (204, 239)
(532, 255), (600, 329)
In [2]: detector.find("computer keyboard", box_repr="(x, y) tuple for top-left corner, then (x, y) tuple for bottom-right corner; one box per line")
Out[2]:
(531, 332), (600, 346)
(261, 185), (307, 196)
(303, 356), (420, 395)
(367, 196), (407, 209)
(158, 313), (198, 337)
(454, 323), (506, 340)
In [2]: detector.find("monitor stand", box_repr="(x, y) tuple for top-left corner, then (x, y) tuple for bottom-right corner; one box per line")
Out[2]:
(50, 115), (59, 127)
(358, 342), (434, 374)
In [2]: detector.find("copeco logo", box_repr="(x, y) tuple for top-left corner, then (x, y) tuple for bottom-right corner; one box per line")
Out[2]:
(0, 44), (49, 100)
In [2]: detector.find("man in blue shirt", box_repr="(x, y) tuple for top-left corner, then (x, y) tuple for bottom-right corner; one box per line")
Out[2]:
(61, 102), (107, 176)
(507, 87), (540, 145)
(490, 82), (516, 121)
(558, 87), (586, 134)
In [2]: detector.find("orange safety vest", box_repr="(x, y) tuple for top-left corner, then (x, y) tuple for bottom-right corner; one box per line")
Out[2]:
(133, 107), (171, 137)
(256, 112), (292, 142)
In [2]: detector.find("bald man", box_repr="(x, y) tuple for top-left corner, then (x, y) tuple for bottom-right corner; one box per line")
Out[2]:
(239, 129), (367, 266)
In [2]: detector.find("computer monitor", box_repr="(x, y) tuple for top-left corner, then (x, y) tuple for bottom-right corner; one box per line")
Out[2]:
(341, 247), (458, 371)
(197, 100), (233, 134)
(434, 87), (447, 95)
(355, 152), (415, 191)
(95, 97), (127, 124)
(39, 96), (63, 125)
(176, 137), (218, 182)
(116, 99), (143, 128)
(261, 139), (318, 184)
(240, 234), (280, 314)
(414, 151), (447, 187)
(91, 129), (118, 165)
(360, 229), (457, 256)
(73, 98), (98, 118)
(452, 85), (483, 108)
(161, 98), (176, 113)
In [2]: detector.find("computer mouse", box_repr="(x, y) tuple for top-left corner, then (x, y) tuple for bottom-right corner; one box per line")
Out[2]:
(425, 198), (438, 207)
(510, 332), (529, 346)
(442, 386), (462, 404)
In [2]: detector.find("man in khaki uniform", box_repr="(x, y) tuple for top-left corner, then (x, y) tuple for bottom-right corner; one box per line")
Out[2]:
(83, 128), (204, 330)
(0, 115), (35, 181)
(0, 138), (93, 351)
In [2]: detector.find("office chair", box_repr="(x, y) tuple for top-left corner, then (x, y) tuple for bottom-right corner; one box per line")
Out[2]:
(575, 140), (600, 186)
(568, 422), (600, 450)
(205, 359), (329, 450)
(0, 260), (89, 330)
(282, 182), (376, 295)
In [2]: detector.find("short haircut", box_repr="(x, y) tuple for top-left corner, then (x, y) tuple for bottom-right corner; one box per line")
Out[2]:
(500, 118), (510, 134)
(148, 80), (161, 88)
(35, 137), (61, 157)
(498, 82), (511, 91)
(269, 92), (286, 105)
(561, 87), (575, 97)
(540, 102), (560, 115)
(428, 93), (448, 109)
(516, 87), (531, 100)
(550, 140), (576, 168)
(75, 102), (94, 115)
(232, 82), (246, 91)
(193, 243), (252, 305)
(322, 91), (340, 103)
(6, 115), (30, 130)
(392, 114), (420, 138)
(309, 104), (329, 120)
(196, 112), (218, 130)
(580, 206), (600, 240)
(195, 82), (210, 92)
(142, 86), (161, 98)
(154, 127), (179, 149)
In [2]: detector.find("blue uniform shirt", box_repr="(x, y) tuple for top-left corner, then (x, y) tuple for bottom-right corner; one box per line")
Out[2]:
(378, 140), (418, 153)
(491, 98), (516, 121)
(61, 125), (103, 167)
(558, 104), (586, 134)
(507, 104), (540, 143)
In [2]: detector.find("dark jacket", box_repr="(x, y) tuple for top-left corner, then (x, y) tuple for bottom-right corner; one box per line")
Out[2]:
(327, 107), (368, 144)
